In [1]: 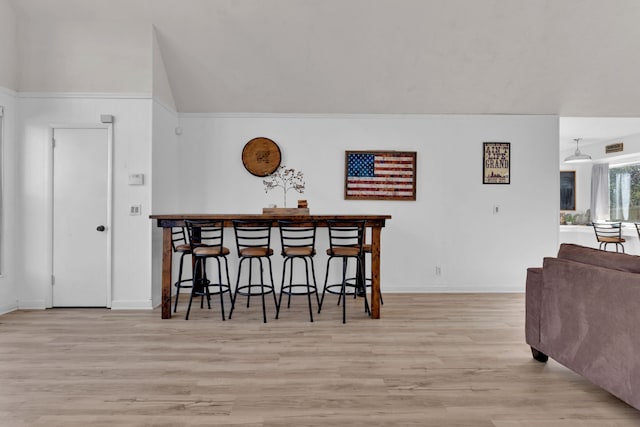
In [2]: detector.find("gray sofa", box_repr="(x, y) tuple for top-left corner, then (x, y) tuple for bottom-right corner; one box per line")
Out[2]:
(526, 243), (640, 410)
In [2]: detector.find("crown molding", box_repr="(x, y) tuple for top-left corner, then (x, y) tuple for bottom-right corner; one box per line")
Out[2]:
(152, 97), (178, 116)
(178, 112), (558, 120)
(18, 91), (152, 100)
(0, 86), (18, 97)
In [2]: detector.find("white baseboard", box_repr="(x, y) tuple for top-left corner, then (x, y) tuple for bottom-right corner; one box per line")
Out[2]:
(110, 299), (154, 310)
(388, 283), (525, 293)
(18, 299), (47, 310)
(0, 302), (18, 315)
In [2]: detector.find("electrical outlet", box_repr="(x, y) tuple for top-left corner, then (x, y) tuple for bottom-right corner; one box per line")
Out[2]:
(129, 204), (141, 216)
(493, 205), (500, 215)
(435, 266), (442, 276)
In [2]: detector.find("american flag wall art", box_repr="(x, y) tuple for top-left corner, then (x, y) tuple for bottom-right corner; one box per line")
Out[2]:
(345, 151), (417, 200)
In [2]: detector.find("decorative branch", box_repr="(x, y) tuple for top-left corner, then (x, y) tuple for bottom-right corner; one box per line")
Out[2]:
(263, 166), (305, 208)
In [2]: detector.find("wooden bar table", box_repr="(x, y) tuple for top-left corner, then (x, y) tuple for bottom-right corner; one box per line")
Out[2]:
(150, 214), (391, 319)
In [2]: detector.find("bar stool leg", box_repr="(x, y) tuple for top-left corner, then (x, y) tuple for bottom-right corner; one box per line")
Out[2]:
(258, 258), (267, 324)
(318, 257), (332, 313)
(310, 259), (320, 308)
(173, 252), (187, 313)
(229, 258), (247, 319)
(359, 256), (370, 315)
(275, 258), (288, 319)
(215, 258), (226, 321)
(341, 257), (348, 324)
(304, 258), (315, 322)
(186, 257), (203, 320)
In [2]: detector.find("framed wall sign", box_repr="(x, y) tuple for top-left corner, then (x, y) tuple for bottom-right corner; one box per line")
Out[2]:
(345, 150), (417, 200)
(483, 142), (510, 184)
(560, 170), (576, 211)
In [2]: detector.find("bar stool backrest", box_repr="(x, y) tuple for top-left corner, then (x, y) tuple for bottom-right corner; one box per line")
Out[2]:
(184, 219), (225, 252)
(278, 220), (317, 254)
(592, 222), (623, 242)
(232, 219), (273, 255)
(171, 227), (189, 252)
(326, 219), (365, 255)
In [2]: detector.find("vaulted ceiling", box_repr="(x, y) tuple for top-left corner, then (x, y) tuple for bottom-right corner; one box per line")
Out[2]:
(9, 0), (640, 119)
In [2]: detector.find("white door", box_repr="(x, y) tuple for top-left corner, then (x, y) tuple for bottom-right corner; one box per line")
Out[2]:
(52, 127), (110, 307)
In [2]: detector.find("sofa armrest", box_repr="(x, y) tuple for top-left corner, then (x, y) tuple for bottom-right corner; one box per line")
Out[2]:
(541, 257), (640, 410)
(525, 266), (543, 349)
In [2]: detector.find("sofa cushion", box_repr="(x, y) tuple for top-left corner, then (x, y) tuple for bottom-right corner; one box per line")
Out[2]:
(557, 243), (640, 273)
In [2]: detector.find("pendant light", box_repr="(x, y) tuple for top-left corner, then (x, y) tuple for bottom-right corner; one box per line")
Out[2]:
(564, 138), (592, 163)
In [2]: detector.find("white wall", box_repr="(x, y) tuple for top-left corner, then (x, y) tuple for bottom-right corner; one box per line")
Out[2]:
(16, 17), (151, 94)
(567, 161), (592, 215)
(150, 100), (180, 306)
(17, 95), (153, 309)
(173, 114), (559, 292)
(0, 88), (18, 314)
(150, 25), (181, 306)
(0, 0), (17, 90)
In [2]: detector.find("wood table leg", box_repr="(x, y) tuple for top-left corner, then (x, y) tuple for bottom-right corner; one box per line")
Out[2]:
(370, 226), (381, 319)
(161, 227), (173, 319)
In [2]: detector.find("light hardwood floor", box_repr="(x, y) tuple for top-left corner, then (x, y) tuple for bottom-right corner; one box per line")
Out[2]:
(0, 293), (638, 426)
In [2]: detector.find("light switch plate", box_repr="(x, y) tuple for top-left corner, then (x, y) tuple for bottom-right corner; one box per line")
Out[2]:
(128, 173), (144, 185)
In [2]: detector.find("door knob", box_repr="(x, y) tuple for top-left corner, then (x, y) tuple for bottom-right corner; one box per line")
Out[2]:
(96, 225), (106, 232)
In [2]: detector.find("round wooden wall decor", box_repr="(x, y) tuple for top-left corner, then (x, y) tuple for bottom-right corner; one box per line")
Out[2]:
(242, 137), (282, 177)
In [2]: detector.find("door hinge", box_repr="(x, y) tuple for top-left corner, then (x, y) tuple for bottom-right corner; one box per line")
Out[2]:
(51, 275), (55, 286)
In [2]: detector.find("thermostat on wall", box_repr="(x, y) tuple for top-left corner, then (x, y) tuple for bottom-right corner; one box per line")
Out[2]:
(128, 173), (144, 185)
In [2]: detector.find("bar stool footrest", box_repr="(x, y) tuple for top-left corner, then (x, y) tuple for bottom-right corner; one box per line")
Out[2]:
(280, 284), (319, 296)
(234, 284), (276, 297)
(323, 283), (358, 296)
(174, 278), (193, 287)
(345, 276), (372, 285)
(192, 283), (232, 297)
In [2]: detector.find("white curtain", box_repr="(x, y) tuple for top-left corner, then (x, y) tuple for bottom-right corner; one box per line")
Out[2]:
(590, 163), (610, 222)
(613, 173), (631, 220)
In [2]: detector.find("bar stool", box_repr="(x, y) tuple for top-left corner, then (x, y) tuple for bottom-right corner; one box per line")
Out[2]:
(592, 222), (625, 253)
(276, 220), (319, 322)
(318, 219), (369, 324)
(171, 227), (192, 313)
(229, 219), (279, 323)
(184, 220), (233, 320)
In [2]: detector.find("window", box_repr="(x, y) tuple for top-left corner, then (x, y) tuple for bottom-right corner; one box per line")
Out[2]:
(609, 162), (640, 222)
